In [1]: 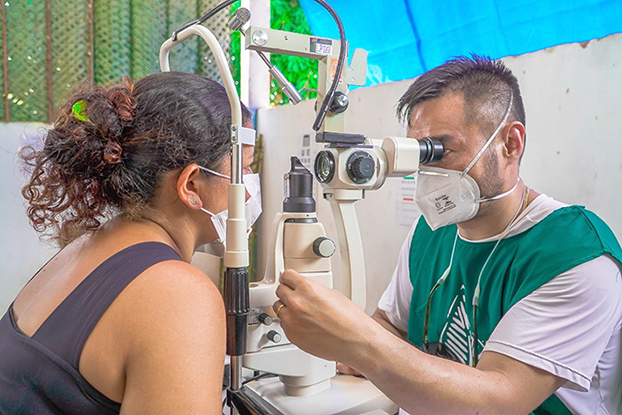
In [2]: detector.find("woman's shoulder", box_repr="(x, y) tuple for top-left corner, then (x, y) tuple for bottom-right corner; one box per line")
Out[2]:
(118, 257), (225, 330)
(139, 258), (222, 304)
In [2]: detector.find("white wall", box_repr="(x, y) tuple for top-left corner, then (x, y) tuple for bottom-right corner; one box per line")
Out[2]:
(255, 33), (622, 315)
(505, 35), (622, 235)
(0, 123), (58, 313)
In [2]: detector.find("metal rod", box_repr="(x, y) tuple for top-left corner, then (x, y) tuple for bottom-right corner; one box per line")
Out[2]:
(231, 135), (243, 184)
(230, 355), (243, 391)
(255, 49), (271, 67)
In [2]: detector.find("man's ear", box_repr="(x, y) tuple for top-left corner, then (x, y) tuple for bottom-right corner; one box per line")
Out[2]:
(503, 121), (526, 160)
(176, 163), (204, 209)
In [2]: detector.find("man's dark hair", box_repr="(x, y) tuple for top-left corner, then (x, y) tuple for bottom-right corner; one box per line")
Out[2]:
(396, 54), (526, 141)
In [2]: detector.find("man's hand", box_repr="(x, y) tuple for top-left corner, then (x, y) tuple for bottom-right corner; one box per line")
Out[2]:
(336, 362), (363, 377)
(273, 269), (380, 367)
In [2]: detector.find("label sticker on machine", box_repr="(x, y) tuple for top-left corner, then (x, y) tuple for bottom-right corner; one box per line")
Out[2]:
(310, 37), (333, 55)
(395, 175), (421, 228)
(299, 133), (313, 170)
(330, 58), (345, 83)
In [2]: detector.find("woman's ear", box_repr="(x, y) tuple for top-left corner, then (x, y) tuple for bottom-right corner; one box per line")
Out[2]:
(503, 121), (526, 160)
(176, 164), (204, 209)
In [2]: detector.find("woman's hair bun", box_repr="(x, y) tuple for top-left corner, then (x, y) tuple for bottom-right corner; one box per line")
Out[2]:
(21, 78), (138, 245)
(85, 76), (136, 145)
(48, 77), (136, 176)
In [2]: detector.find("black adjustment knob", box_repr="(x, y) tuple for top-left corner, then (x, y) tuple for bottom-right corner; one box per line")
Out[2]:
(329, 91), (349, 114)
(258, 313), (273, 326)
(313, 237), (336, 258)
(267, 330), (282, 343)
(346, 151), (375, 184)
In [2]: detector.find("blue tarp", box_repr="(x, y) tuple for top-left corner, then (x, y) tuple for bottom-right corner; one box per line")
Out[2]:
(299, 0), (622, 86)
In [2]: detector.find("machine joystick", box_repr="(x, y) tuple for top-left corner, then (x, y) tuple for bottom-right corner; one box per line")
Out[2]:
(313, 237), (336, 258)
(258, 313), (273, 326)
(267, 330), (282, 343)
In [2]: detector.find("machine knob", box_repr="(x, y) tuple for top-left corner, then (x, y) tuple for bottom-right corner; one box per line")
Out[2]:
(313, 237), (336, 258)
(346, 151), (375, 184)
(252, 29), (268, 46)
(258, 313), (273, 326)
(267, 330), (282, 343)
(329, 91), (349, 114)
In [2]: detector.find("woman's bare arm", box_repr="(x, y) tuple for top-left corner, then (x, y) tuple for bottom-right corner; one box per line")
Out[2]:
(118, 261), (226, 414)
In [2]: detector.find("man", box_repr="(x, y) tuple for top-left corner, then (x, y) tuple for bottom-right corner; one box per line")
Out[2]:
(273, 55), (622, 414)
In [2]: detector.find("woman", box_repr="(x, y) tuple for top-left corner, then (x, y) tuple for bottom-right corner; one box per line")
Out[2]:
(0, 71), (255, 414)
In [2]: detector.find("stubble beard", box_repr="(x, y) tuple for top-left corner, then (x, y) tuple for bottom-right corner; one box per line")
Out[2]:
(473, 149), (505, 218)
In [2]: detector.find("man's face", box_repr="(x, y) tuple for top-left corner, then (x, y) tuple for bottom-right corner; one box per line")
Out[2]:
(407, 92), (504, 200)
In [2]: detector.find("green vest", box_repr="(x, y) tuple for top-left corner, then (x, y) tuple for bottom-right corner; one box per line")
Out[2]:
(407, 206), (622, 414)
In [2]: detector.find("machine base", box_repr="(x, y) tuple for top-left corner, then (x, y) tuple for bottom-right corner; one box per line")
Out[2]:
(243, 373), (398, 415)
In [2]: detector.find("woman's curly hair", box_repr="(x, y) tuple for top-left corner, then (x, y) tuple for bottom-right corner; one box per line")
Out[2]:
(21, 71), (251, 245)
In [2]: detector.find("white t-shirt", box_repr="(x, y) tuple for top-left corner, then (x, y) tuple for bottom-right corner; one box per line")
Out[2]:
(378, 195), (622, 414)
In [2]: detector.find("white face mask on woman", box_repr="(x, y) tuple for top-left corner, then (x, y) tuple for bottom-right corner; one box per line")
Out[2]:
(198, 166), (262, 245)
(415, 92), (516, 231)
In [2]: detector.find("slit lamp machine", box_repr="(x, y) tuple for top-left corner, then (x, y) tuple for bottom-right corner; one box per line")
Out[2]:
(159, 1), (443, 413)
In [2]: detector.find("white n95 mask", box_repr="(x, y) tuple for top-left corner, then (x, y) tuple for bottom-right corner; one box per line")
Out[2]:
(242, 173), (263, 232)
(415, 167), (481, 230)
(199, 168), (263, 245)
(415, 92), (516, 231)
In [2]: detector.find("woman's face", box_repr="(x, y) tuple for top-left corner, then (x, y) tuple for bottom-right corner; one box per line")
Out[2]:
(194, 143), (254, 245)
(192, 116), (256, 246)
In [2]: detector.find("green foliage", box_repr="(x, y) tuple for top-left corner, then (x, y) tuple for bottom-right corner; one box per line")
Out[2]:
(270, 0), (318, 105)
(228, 0), (318, 104)
(230, 2), (242, 96)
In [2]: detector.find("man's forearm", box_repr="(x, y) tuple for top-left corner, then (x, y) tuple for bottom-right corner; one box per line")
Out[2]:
(371, 308), (407, 339)
(347, 320), (562, 415)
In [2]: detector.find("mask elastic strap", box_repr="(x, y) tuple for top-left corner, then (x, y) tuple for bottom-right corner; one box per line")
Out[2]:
(199, 165), (231, 180)
(475, 176), (519, 203)
(461, 91), (514, 176)
(200, 207), (215, 217)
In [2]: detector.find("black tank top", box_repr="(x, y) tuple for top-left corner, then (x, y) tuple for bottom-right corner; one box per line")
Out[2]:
(0, 242), (181, 414)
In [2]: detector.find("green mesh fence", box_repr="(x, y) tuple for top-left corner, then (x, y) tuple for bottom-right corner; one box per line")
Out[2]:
(167, 0), (199, 74)
(131, 0), (167, 80)
(2, 0), (233, 123)
(94, 0), (131, 85)
(198, 0), (231, 84)
(5, 0), (48, 122)
(2, 0), (317, 120)
(50, 0), (91, 112)
(0, 4), (5, 119)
